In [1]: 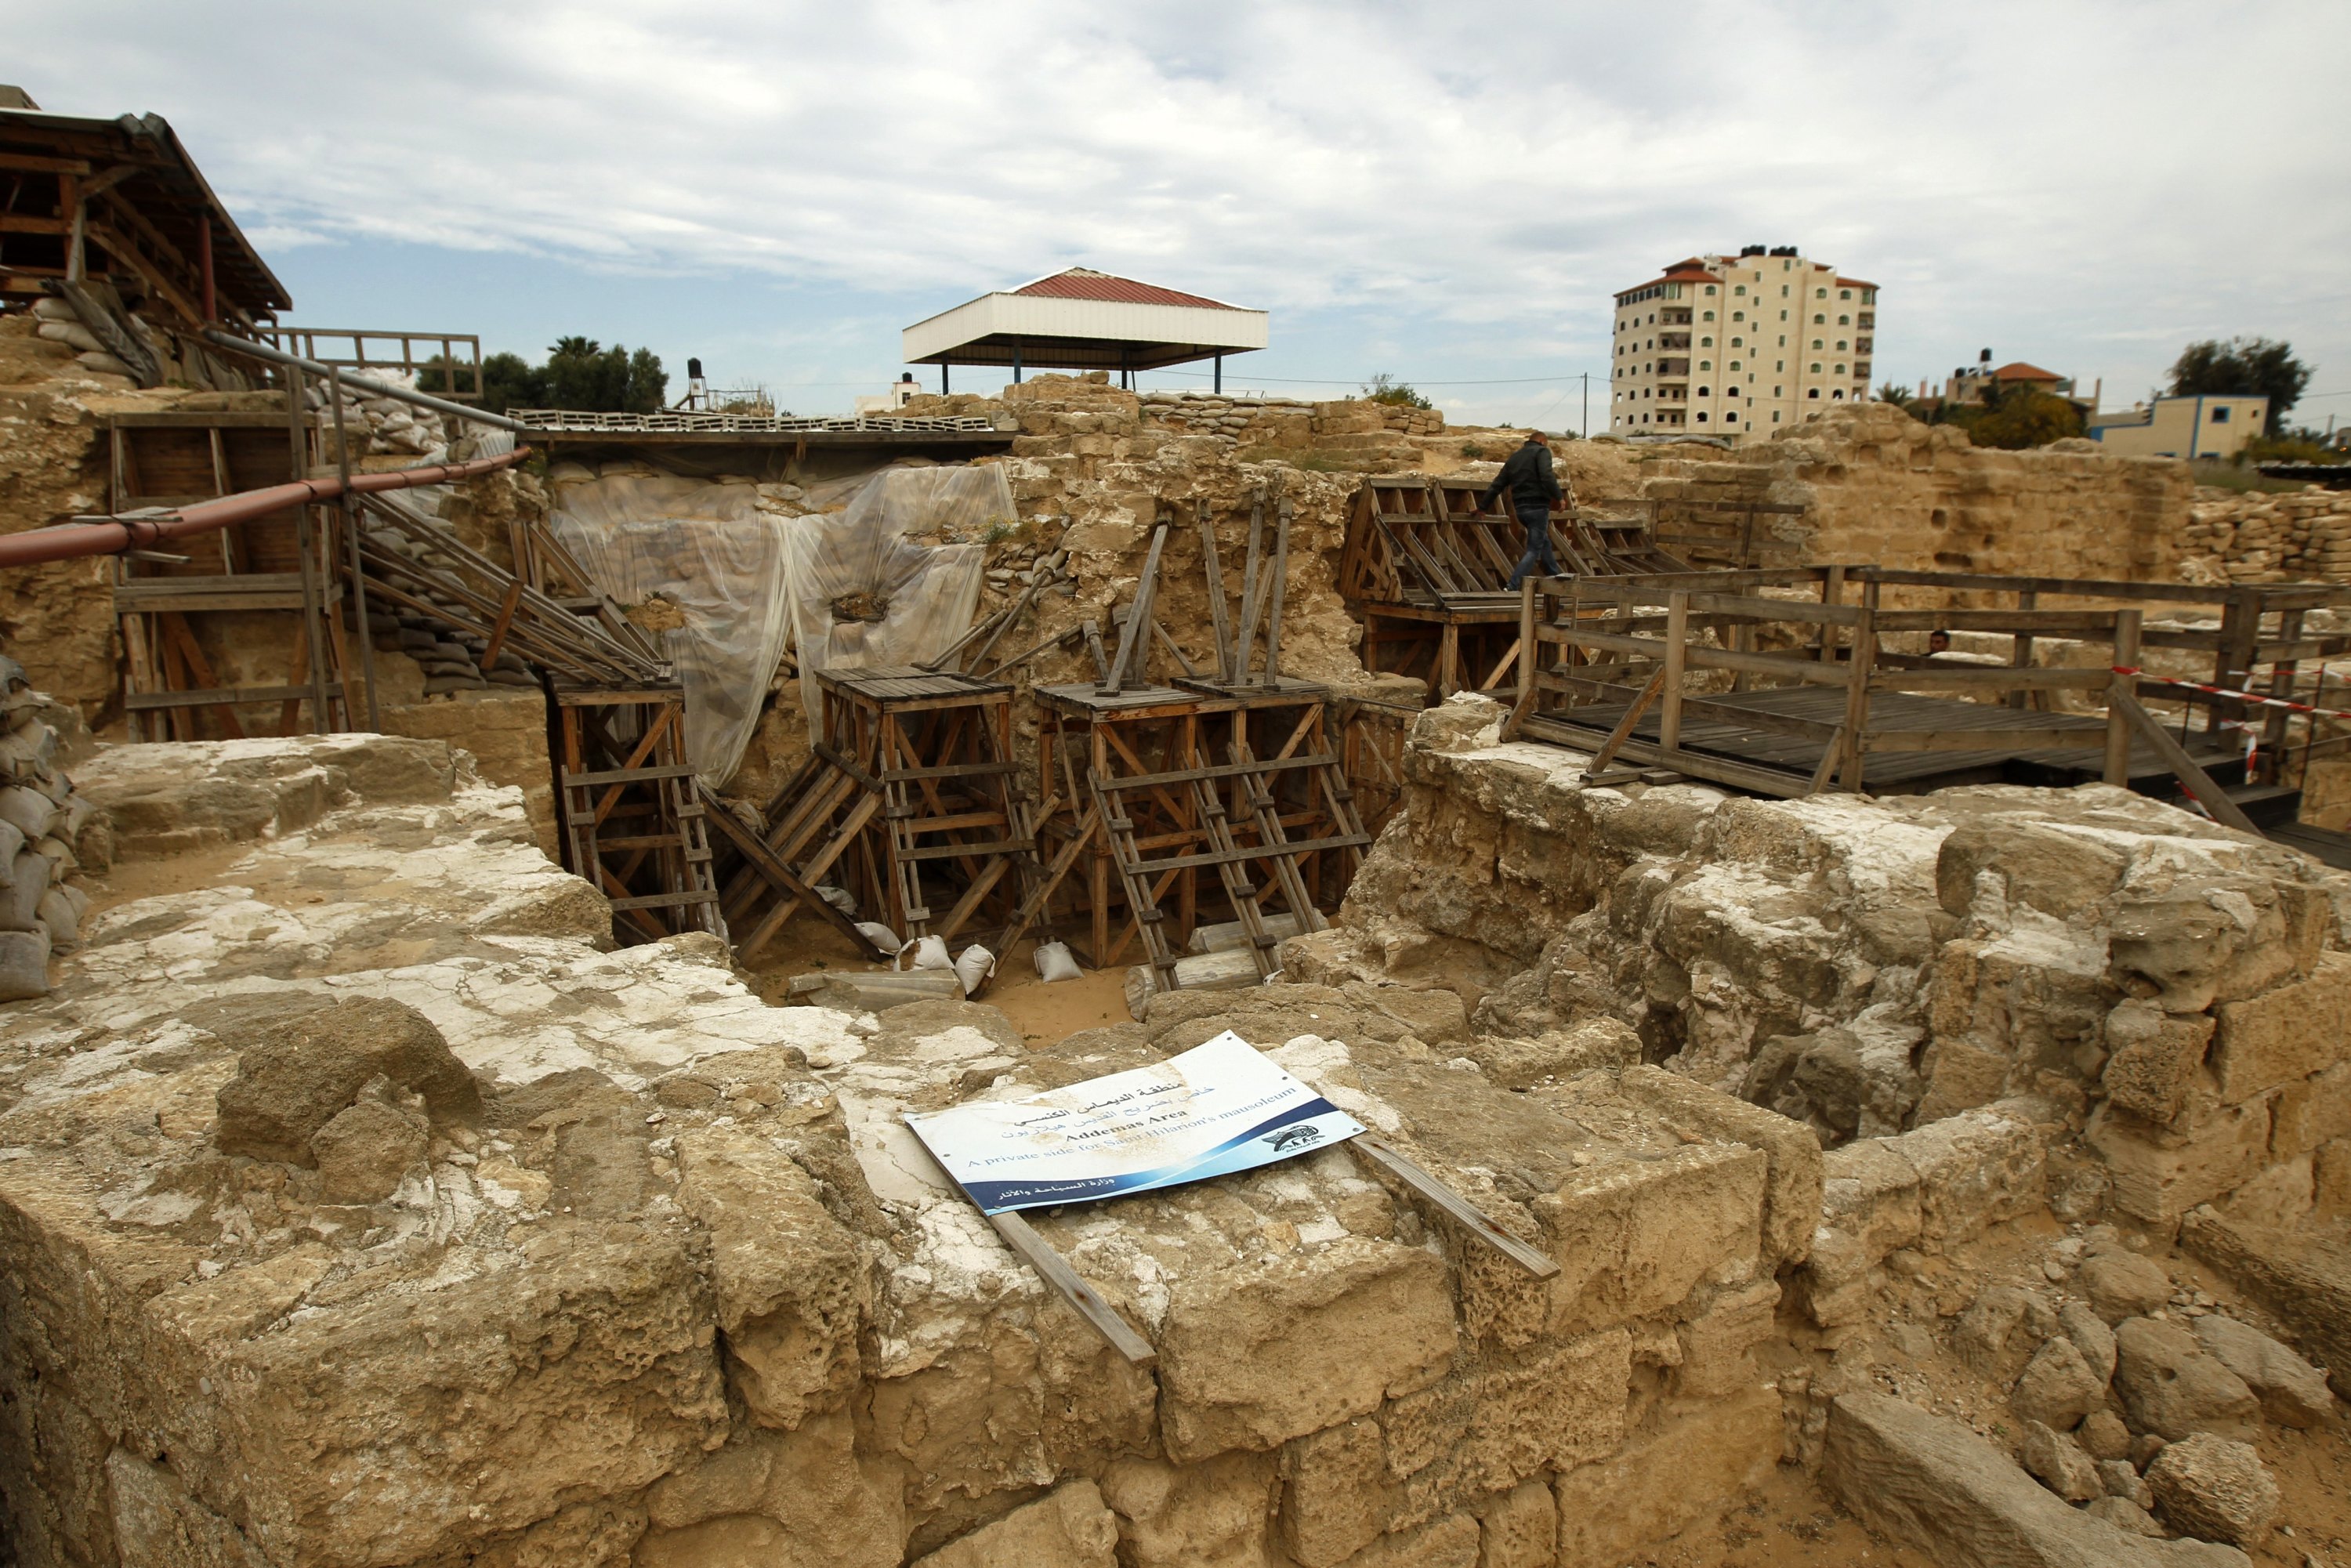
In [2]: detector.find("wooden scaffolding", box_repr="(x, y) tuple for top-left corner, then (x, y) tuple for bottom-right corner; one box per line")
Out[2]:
(108, 407), (348, 740)
(555, 680), (723, 941)
(992, 494), (1372, 994)
(720, 666), (1036, 962)
(1339, 475), (1692, 701)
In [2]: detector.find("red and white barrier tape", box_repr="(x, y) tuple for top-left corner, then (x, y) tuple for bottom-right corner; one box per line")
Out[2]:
(2112, 667), (2351, 725)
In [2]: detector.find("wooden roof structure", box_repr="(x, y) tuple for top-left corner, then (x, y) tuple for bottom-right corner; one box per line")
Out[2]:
(0, 103), (292, 327)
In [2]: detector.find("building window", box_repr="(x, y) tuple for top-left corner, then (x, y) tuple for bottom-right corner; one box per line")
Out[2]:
(1702, 311), (1715, 322)
(1812, 340), (1824, 350)
(1779, 311), (1788, 321)
(1733, 311), (1744, 322)
(1704, 285), (1716, 295)
(1730, 360), (1742, 371)
(1734, 284), (1746, 295)
(1775, 363), (1784, 374)
(2212, 407), (2232, 423)
(1773, 411), (1782, 422)
(1835, 364), (1846, 375)
(1816, 288), (1828, 299)
(1697, 411), (1708, 422)
(1838, 315), (1849, 325)
(1700, 336), (1713, 347)
(1839, 289), (1851, 300)
(1813, 313), (1825, 324)
(1836, 341), (1847, 350)
(1808, 389), (1820, 399)
(1773, 386), (1783, 396)
(1697, 386), (1710, 396)
(1810, 362), (1822, 372)
(1726, 411), (1739, 422)
(1699, 361), (1712, 371)
(1832, 389), (1845, 400)
(1730, 337), (1743, 347)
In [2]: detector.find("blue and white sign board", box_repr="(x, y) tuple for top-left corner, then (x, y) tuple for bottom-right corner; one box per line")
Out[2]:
(905, 1031), (1365, 1215)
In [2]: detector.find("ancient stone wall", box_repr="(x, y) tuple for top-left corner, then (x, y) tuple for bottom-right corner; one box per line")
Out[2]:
(2176, 484), (2351, 585)
(1638, 404), (2196, 583)
(1292, 695), (2351, 1268)
(0, 733), (1812, 1567)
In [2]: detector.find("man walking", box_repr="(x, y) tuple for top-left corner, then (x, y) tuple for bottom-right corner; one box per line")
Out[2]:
(1482, 431), (1567, 590)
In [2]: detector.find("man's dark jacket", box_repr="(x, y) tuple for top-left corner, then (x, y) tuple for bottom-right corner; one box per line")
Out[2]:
(1482, 441), (1562, 510)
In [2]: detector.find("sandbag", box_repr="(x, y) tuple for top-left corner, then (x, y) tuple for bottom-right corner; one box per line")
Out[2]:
(953, 943), (996, 996)
(0, 851), (52, 931)
(898, 934), (952, 972)
(0, 929), (49, 1001)
(36, 885), (81, 948)
(1034, 941), (1082, 983)
(0, 786), (54, 841)
(853, 920), (901, 955)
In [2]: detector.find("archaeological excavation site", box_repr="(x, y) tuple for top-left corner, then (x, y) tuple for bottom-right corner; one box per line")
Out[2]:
(1, 97), (2349, 1568)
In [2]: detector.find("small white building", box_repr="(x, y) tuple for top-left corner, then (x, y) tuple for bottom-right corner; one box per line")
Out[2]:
(2088, 394), (2268, 461)
(902, 268), (1268, 393)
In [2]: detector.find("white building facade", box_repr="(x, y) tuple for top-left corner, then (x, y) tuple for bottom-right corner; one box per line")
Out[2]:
(1610, 247), (1877, 442)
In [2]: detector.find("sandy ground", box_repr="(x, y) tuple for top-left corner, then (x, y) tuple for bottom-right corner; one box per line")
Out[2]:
(745, 918), (1135, 1044)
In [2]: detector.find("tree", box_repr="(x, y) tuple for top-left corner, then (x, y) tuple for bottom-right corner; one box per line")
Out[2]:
(1875, 382), (1918, 414)
(1360, 372), (1432, 409)
(2168, 337), (2312, 428)
(418, 339), (668, 417)
(1953, 385), (2083, 450)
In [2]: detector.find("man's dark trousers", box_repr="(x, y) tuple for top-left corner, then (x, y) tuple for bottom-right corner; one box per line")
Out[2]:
(1508, 500), (1560, 590)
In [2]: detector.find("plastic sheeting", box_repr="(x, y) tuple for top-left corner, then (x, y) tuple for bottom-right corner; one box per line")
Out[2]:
(549, 475), (794, 786)
(546, 464), (1009, 784)
(778, 466), (1002, 723)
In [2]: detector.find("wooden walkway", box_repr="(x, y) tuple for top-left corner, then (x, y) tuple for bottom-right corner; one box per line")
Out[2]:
(1526, 686), (2237, 796)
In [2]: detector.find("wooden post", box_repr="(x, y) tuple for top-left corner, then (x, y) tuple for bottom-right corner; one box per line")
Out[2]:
(1658, 590), (1688, 756)
(1504, 577), (1539, 741)
(198, 213), (216, 323)
(1234, 491), (1266, 683)
(1264, 498), (1290, 686)
(2260, 607), (2304, 785)
(2105, 609), (2143, 787)
(329, 371), (380, 730)
(1838, 592), (1878, 791)
(2008, 588), (2038, 711)
(1818, 566), (1846, 663)
(1198, 499), (1233, 684)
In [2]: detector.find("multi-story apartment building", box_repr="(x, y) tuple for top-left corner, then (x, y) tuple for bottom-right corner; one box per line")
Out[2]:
(1609, 246), (1877, 442)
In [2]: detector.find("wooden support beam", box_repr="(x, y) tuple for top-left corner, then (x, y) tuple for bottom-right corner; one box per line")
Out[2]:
(2112, 686), (2260, 834)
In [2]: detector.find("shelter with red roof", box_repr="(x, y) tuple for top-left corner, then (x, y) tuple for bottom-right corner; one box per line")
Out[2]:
(902, 268), (1268, 393)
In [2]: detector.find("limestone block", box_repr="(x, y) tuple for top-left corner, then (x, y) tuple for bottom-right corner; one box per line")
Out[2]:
(2210, 951), (2351, 1103)
(213, 996), (483, 1164)
(1820, 1136), (1923, 1261)
(2144, 1434), (2277, 1548)
(1157, 1236), (1454, 1461)
(914, 1479), (1119, 1568)
(1897, 1102), (2046, 1244)
(2059, 1302), (2119, 1381)
(1935, 820), (2127, 919)
(1532, 1143), (1766, 1337)
(676, 1125), (866, 1429)
(106, 1448), (270, 1568)
(307, 1085), (429, 1204)
(1821, 1392), (2249, 1568)
(1381, 1328), (1629, 1510)
(2269, 1062), (2351, 1158)
(1617, 1063), (1824, 1267)
(2112, 1317), (2261, 1442)
(2016, 1419), (2100, 1501)
(1329, 1513), (1480, 1568)
(1476, 1479), (1555, 1568)
(1675, 1279), (1781, 1398)
(1553, 1386), (1780, 1566)
(1100, 1450), (1279, 1568)
(2101, 1001), (2216, 1125)
(2087, 1098), (2273, 1225)
(149, 1222), (728, 1566)
(2078, 1409), (2132, 1461)
(2190, 1315), (2335, 1428)
(2080, 1250), (2172, 1324)
(1280, 1418), (1393, 1568)
(2009, 1336), (2108, 1432)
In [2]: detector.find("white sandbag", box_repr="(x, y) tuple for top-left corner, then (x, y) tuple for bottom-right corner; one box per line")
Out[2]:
(36, 886), (79, 947)
(74, 350), (136, 379)
(853, 920), (900, 954)
(898, 933), (952, 972)
(36, 319), (103, 355)
(30, 296), (76, 322)
(0, 819), (21, 880)
(0, 851), (51, 931)
(0, 786), (55, 840)
(1033, 941), (1082, 983)
(817, 884), (858, 917)
(953, 943), (996, 996)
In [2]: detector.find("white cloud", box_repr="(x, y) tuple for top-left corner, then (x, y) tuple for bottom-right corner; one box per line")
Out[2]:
(14, 1), (2351, 425)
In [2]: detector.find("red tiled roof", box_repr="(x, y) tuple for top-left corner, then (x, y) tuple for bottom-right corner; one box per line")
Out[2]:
(1993, 361), (2063, 383)
(1837, 276), (1877, 289)
(1009, 268), (1244, 310)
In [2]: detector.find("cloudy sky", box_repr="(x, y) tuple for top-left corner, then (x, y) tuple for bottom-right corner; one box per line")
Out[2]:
(18, 2), (2351, 429)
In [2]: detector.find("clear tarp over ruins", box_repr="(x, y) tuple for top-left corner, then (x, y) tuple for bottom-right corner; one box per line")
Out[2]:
(548, 464), (1005, 784)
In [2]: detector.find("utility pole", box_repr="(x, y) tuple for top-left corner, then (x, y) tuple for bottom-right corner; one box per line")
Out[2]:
(1581, 371), (1589, 438)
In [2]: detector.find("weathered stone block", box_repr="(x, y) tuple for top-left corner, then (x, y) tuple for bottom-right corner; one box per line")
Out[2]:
(2211, 951), (2351, 1103)
(1331, 1513), (1479, 1568)
(1617, 1063), (1824, 1267)
(913, 1479), (1118, 1568)
(1476, 1479), (1555, 1568)
(1532, 1144), (1766, 1337)
(1280, 1419), (1393, 1568)
(1553, 1387), (1780, 1565)
(2101, 1002), (2215, 1125)
(1675, 1280), (1780, 1398)
(2087, 1098), (2273, 1224)
(1100, 1451), (1278, 1568)
(1158, 1237), (1454, 1461)
(2270, 1062), (2351, 1158)
(676, 1126), (866, 1429)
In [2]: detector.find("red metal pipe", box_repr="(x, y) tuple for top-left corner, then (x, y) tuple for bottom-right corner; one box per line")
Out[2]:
(0, 447), (531, 569)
